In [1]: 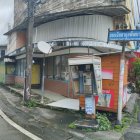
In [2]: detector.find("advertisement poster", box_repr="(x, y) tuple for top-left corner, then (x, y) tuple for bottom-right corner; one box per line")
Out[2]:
(102, 69), (113, 80)
(95, 90), (114, 108)
(123, 86), (127, 106)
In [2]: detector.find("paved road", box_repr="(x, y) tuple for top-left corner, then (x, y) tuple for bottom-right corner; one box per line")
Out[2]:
(0, 116), (31, 140)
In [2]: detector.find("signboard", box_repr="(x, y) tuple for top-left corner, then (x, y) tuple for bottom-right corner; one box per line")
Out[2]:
(108, 30), (140, 41)
(95, 90), (114, 108)
(102, 69), (113, 80)
(85, 96), (95, 115)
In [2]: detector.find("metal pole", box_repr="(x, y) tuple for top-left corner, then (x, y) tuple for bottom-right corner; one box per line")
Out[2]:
(24, 0), (34, 102)
(117, 42), (125, 124)
(41, 54), (45, 103)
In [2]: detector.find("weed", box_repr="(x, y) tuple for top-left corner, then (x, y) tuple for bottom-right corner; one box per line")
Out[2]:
(13, 84), (23, 89)
(68, 122), (76, 129)
(96, 113), (111, 131)
(114, 114), (132, 133)
(25, 99), (37, 108)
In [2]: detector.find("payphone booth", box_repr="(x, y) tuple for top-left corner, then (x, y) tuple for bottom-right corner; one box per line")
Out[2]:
(68, 55), (102, 117)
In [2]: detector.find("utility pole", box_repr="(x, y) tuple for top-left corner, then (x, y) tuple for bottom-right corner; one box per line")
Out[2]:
(24, 0), (35, 102)
(117, 42), (126, 124)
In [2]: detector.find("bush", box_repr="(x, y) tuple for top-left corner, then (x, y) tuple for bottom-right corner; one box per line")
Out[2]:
(96, 113), (111, 131)
(132, 58), (140, 93)
(68, 122), (76, 129)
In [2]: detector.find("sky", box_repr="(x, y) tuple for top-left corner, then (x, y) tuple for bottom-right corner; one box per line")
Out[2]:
(134, 0), (140, 26)
(0, 0), (14, 45)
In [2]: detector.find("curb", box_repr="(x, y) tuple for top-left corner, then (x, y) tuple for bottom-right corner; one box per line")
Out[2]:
(0, 109), (42, 140)
(68, 130), (85, 139)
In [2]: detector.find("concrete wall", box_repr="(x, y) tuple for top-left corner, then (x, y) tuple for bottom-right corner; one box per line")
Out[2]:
(14, 0), (27, 27)
(7, 31), (26, 55)
(0, 61), (5, 83)
(16, 32), (26, 49)
(35, 0), (125, 16)
(7, 32), (17, 55)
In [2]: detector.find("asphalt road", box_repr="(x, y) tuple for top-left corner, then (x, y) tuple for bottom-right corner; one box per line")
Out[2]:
(0, 116), (31, 140)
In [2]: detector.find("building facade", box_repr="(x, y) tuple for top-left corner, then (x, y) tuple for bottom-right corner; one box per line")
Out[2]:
(0, 44), (9, 84)
(5, 0), (135, 111)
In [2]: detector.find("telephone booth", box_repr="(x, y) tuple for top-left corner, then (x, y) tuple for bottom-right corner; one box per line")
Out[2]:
(68, 55), (102, 117)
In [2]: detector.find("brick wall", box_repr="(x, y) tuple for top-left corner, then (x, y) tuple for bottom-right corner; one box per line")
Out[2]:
(16, 31), (26, 49)
(44, 78), (68, 97)
(15, 76), (24, 86)
(5, 75), (15, 84)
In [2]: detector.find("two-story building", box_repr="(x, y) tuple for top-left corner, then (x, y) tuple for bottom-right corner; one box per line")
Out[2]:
(5, 0), (135, 112)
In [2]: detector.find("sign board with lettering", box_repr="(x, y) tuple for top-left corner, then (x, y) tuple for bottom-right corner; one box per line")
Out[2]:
(108, 30), (140, 41)
(85, 96), (95, 115)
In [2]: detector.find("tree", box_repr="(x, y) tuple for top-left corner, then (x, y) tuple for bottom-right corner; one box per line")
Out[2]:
(132, 58), (140, 93)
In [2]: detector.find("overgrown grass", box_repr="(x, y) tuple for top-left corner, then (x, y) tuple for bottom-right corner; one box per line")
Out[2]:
(114, 114), (132, 133)
(114, 103), (140, 133)
(12, 84), (23, 89)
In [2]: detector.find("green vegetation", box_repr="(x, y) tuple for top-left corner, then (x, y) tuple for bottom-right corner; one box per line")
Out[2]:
(96, 113), (111, 131)
(68, 112), (134, 133)
(131, 58), (140, 93)
(68, 122), (76, 129)
(114, 114), (132, 133)
(13, 84), (23, 89)
(82, 128), (93, 132)
(0, 82), (4, 86)
(24, 99), (37, 108)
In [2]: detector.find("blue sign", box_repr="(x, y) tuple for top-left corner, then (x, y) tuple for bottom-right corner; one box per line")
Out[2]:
(108, 30), (140, 41)
(85, 96), (95, 115)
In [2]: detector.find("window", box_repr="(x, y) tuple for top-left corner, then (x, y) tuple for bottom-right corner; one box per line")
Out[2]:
(54, 56), (61, 80)
(6, 64), (15, 75)
(20, 59), (24, 76)
(15, 59), (26, 76)
(17, 60), (21, 76)
(46, 55), (68, 81)
(46, 57), (53, 79)
(61, 55), (68, 80)
(1, 50), (5, 57)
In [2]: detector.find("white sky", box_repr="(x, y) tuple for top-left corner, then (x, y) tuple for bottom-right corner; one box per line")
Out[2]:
(0, 0), (14, 45)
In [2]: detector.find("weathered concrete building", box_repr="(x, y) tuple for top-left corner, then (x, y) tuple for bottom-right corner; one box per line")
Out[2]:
(4, 0), (135, 112)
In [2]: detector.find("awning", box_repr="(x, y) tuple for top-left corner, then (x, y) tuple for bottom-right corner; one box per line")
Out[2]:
(48, 38), (132, 53)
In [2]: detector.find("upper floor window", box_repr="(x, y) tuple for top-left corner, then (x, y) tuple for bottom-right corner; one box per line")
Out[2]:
(0, 50), (5, 57)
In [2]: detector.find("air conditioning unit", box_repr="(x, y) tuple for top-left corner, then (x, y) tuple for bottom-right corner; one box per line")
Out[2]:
(115, 23), (128, 30)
